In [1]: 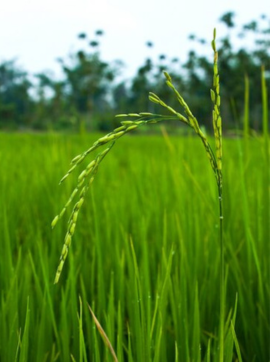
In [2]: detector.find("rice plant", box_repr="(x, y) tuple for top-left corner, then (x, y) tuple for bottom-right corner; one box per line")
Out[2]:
(49, 29), (245, 361)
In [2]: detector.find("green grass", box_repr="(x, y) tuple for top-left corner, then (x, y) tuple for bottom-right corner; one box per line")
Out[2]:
(0, 132), (269, 361)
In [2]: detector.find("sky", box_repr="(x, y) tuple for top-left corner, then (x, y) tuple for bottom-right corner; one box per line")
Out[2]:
(0, 0), (268, 79)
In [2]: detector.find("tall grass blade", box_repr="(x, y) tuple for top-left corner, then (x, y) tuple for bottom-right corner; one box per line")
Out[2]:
(230, 322), (243, 362)
(192, 282), (201, 362)
(78, 296), (88, 362)
(206, 340), (211, 362)
(18, 297), (30, 362)
(88, 304), (119, 362)
(71, 354), (78, 362)
(224, 295), (238, 362)
(243, 74), (250, 137)
(261, 65), (269, 138)
(261, 64), (270, 262)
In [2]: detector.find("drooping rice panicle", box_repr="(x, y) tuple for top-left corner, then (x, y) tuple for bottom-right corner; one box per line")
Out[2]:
(53, 115), (177, 282)
(53, 30), (223, 286)
(53, 142), (114, 283)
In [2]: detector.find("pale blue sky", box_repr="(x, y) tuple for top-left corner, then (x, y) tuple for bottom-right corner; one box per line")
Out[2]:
(0, 0), (268, 78)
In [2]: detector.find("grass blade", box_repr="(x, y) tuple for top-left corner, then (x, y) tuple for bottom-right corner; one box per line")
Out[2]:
(88, 304), (118, 362)
(18, 297), (30, 362)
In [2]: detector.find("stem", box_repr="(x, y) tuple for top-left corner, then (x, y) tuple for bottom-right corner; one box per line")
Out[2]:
(218, 176), (224, 362)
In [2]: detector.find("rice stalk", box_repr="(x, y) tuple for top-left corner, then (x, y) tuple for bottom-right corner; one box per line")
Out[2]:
(211, 28), (224, 362)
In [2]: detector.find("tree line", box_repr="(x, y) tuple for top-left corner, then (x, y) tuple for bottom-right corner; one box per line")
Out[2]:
(0, 12), (269, 132)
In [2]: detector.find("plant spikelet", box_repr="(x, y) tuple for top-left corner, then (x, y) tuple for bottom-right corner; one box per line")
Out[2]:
(211, 28), (222, 177)
(51, 215), (59, 229)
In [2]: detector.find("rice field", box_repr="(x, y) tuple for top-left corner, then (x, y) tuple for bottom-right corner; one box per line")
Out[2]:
(0, 131), (269, 361)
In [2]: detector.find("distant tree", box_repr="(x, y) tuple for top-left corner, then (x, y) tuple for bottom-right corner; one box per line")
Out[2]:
(220, 11), (235, 28)
(33, 73), (70, 130)
(59, 31), (122, 130)
(0, 60), (33, 128)
(129, 57), (153, 110)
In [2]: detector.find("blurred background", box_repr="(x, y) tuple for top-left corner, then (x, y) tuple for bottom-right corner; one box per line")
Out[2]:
(0, 0), (269, 132)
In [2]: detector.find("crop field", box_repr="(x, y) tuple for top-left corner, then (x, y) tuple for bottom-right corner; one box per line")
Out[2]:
(0, 132), (269, 361)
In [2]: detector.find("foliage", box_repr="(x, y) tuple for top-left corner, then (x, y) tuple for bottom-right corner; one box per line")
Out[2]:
(0, 133), (269, 361)
(0, 60), (33, 127)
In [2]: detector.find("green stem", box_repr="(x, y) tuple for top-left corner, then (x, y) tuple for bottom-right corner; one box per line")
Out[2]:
(218, 177), (224, 362)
